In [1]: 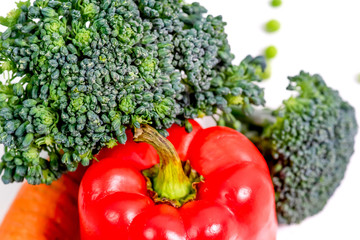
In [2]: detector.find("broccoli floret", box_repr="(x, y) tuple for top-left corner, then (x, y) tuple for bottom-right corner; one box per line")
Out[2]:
(223, 71), (358, 224)
(0, 0), (265, 184)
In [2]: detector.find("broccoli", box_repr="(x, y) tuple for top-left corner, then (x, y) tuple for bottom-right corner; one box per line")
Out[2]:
(0, 0), (265, 184)
(222, 71), (358, 224)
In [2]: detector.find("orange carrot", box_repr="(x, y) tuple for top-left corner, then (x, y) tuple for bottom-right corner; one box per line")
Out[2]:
(0, 167), (86, 240)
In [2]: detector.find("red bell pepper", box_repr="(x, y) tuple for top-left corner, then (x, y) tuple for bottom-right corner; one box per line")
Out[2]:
(78, 121), (277, 240)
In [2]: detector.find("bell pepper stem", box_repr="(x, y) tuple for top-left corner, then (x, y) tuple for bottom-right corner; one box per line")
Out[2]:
(134, 125), (192, 201)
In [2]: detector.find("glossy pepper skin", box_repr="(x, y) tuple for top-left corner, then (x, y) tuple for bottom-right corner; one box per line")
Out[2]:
(78, 121), (277, 240)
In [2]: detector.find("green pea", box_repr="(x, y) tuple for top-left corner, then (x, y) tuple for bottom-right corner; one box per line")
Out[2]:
(271, 0), (282, 7)
(265, 20), (281, 33)
(265, 46), (278, 59)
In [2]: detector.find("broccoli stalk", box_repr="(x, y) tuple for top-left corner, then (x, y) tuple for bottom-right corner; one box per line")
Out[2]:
(222, 71), (358, 224)
(0, 0), (265, 184)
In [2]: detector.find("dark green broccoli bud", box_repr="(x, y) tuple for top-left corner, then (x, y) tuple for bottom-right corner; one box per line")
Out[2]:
(224, 71), (358, 224)
(0, 0), (265, 184)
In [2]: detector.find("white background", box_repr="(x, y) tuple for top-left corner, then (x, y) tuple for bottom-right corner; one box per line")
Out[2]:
(1, 1), (360, 239)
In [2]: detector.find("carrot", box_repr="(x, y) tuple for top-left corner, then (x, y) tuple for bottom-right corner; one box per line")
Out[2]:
(0, 166), (86, 240)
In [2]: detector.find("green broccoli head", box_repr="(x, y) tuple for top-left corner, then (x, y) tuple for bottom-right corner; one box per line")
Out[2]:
(0, 0), (265, 184)
(268, 72), (357, 224)
(226, 71), (358, 224)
